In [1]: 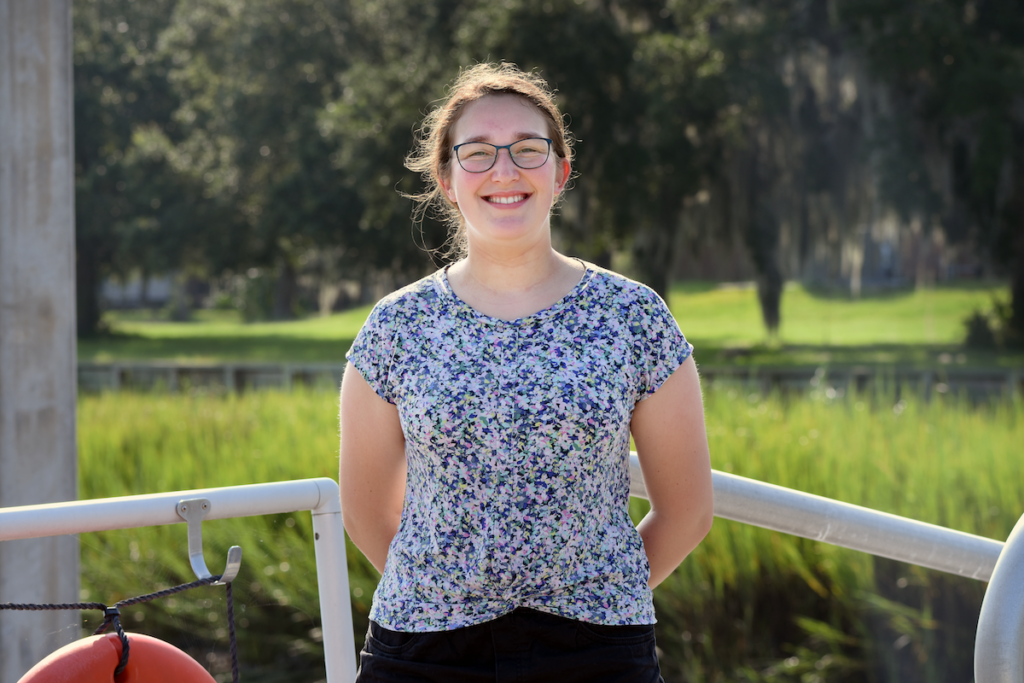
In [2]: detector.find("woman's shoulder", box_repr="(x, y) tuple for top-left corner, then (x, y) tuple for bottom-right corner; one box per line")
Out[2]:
(580, 262), (670, 311)
(365, 270), (448, 322)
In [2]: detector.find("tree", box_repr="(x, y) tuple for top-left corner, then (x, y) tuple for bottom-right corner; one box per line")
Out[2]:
(75, 0), (1019, 340)
(73, 0), (188, 333)
(74, 0), (377, 330)
(316, 0), (463, 278)
(843, 0), (1024, 344)
(150, 0), (366, 318)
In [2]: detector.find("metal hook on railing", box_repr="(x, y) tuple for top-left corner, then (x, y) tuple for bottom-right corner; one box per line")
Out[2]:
(175, 497), (242, 585)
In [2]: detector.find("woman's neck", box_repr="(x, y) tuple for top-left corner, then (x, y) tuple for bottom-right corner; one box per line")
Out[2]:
(447, 248), (584, 321)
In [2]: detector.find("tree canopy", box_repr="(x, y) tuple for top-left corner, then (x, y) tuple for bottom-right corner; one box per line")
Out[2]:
(73, 0), (1024, 344)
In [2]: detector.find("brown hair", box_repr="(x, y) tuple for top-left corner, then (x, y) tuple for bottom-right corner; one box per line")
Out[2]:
(405, 62), (574, 257)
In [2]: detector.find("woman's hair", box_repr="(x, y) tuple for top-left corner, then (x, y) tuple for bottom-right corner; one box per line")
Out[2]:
(405, 62), (574, 258)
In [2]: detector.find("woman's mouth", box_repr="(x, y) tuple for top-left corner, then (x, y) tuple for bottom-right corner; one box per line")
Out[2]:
(485, 194), (528, 205)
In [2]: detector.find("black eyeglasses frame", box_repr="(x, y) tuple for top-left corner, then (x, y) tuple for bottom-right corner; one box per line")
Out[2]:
(452, 137), (554, 173)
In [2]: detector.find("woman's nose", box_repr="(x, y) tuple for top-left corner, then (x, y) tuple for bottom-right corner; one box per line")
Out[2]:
(490, 148), (520, 181)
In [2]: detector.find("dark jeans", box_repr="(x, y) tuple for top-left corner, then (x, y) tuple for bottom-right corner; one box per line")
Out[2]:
(355, 607), (664, 683)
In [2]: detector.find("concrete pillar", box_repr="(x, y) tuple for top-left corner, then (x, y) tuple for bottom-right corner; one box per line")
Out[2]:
(0, 0), (80, 680)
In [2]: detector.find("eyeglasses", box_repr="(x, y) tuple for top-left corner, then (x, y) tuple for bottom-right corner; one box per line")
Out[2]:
(452, 137), (553, 173)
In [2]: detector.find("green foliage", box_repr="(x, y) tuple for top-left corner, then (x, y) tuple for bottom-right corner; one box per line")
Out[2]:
(71, 0), (810, 330)
(73, 0), (195, 334)
(73, 0), (373, 331)
(841, 0), (1024, 340)
(73, 0), (1024, 341)
(237, 269), (278, 322)
(77, 389), (1022, 681)
(964, 295), (1019, 350)
(962, 309), (998, 349)
(151, 0), (365, 280)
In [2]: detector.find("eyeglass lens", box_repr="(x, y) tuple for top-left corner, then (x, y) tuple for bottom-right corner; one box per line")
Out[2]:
(455, 138), (551, 173)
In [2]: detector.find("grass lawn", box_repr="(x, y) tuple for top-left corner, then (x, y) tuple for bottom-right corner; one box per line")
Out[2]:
(671, 281), (1020, 367)
(78, 281), (1020, 367)
(78, 304), (374, 363)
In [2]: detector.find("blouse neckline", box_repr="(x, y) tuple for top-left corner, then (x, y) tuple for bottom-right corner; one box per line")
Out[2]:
(436, 259), (595, 325)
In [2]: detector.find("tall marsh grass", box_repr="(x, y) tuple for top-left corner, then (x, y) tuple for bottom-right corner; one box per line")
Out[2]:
(76, 388), (1022, 682)
(649, 388), (1021, 682)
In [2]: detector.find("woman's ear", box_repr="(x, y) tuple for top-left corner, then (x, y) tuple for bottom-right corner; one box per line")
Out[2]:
(555, 157), (571, 196)
(439, 176), (456, 203)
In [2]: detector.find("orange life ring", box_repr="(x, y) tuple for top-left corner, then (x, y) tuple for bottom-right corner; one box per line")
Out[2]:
(19, 632), (216, 683)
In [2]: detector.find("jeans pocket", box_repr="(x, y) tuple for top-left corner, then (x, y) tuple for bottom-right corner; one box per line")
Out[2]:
(576, 621), (656, 646)
(366, 621), (423, 656)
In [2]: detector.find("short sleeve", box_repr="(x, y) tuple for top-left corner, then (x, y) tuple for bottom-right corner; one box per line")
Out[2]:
(633, 288), (693, 401)
(345, 300), (399, 404)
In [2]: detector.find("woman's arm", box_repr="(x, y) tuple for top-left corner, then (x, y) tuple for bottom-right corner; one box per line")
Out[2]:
(630, 355), (714, 588)
(339, 362), (408, 573)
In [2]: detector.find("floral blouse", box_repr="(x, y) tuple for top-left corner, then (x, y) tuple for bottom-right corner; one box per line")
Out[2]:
(346, 262), (692, 631)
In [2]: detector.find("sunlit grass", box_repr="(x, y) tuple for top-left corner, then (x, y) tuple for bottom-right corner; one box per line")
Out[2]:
(105, 305), (373, 341)
(671, 282), (1008, 348)
(78, 282), (1014, 367)
(79, 305), (373, 363)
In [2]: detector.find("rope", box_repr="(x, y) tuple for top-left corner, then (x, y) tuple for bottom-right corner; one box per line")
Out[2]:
(1, 575), (239, 682)
(226, 582), (239, 683)
(94, 606), (131, 676)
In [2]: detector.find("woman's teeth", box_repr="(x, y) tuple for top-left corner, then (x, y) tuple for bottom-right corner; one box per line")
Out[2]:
(488, 194), (525, 204)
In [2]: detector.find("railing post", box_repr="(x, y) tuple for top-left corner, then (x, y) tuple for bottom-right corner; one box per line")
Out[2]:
(310, 480), (357, 682)
(975, 512), (1024, 683)
(224, 365), (237, 393)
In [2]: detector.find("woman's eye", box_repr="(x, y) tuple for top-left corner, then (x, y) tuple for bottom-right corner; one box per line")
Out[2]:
(466, 149), (493, 159)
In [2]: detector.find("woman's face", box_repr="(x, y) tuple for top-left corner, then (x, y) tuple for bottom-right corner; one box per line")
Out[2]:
(441, 94), (570, 253)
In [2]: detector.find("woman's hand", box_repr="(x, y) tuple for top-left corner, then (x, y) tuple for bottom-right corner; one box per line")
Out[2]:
(630, 356), (714, 588)
(339, 362), (408, 573)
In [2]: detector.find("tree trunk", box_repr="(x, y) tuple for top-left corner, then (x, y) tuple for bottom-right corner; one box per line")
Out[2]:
(1007, 130), (1024, 348)
(169, 272), (191, 322)
(139, 267), (150, 308)
(76, 243), (102, 336)
(319, 281), (341, 317)
(632, 220), (675, 301)
(272, 260), (297, 321)
(744, 130), (784, 336)
(1008, 215), (1024, 349)
(753, 207), (783, 335)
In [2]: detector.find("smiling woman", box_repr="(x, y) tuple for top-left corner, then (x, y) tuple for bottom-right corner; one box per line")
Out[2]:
(338, 63), (714, 683)
(439, 94), (572, 303)
(403, 62), (574, 258)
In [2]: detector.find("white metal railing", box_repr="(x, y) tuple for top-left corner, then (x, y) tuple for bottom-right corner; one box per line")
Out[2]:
(633, 456), (1005, 580)
(974, 513), (1024, 683)
(0, 478), (356, 682)
(2, 465), (1021, 682)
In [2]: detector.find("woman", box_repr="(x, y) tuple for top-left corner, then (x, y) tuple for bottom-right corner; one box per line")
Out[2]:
(339, 62), (713, 682)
